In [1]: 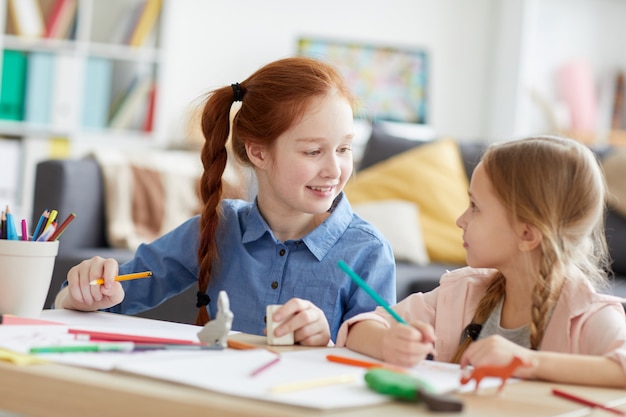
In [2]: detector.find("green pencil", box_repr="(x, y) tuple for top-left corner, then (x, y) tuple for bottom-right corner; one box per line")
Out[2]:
(337, 260), (407, 324)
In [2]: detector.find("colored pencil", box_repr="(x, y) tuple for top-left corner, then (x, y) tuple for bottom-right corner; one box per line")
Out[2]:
(36, 222), (56, 242)
(89, 271), (153, 286)
(47, 212), (76, 241)
(4, 206), (18, 240)
(250, 356), (281, 377)
(326, 354), (406, 373)
(552, 388), (625, 415)
(270, 374), (358, 394)
(32, 209), (49, 241)
(337, 260), (407, 324)
(227, 339), (258, 350)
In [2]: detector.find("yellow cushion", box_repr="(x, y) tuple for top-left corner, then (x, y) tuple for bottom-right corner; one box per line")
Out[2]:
(345, 138), (469, 264)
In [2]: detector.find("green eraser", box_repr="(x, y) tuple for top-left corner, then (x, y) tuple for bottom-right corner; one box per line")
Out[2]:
(364, 368), (436, 401)
(364, 368), (464, 412)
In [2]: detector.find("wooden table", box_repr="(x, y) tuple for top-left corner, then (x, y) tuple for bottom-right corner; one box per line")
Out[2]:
(1, 333), (625, 416)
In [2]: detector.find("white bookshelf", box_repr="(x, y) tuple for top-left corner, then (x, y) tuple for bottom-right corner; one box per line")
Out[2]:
(0, 0), (168, 221)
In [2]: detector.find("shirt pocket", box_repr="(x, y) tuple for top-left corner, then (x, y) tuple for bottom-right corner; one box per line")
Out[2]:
(294, 283), (338, 326)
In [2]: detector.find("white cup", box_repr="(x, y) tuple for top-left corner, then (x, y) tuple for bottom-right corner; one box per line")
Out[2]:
(266, 304), (295, 346)
(0, 239), (59, 318)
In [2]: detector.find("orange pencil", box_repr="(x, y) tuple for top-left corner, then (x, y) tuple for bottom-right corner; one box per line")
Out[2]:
(227, 339), (258, 350)
(89, 271), (153, 286)
(47, 212), (76, 241)
(326, 354), (406, 373)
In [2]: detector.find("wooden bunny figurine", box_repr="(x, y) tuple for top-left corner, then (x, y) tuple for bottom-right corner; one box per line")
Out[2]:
(197, 290), (233, 348)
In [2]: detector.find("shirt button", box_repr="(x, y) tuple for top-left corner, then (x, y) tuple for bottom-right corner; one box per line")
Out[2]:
(279, 249), (286, 256)
(271, 281), (279, 289)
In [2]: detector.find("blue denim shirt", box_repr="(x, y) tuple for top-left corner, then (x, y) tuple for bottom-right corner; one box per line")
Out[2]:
(106, 193), (396, 341)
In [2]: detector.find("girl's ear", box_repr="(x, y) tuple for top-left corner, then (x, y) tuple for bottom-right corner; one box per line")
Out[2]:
(245, 142), (269, 170)
(518, 223), (543, 252)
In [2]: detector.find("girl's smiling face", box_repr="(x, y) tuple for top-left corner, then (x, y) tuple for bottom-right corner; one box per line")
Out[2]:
(255, 91), (354, 217)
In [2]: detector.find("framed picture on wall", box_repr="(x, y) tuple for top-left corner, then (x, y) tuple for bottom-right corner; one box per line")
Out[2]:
(297, 37), (428, 124)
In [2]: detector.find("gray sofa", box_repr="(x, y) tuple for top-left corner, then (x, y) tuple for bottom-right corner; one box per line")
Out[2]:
(359, 124), (626, 300)
(32, 158), (198, 324)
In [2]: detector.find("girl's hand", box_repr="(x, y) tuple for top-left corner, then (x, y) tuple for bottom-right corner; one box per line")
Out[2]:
(269, 298), (330, 346)
(460, 335), (537, 379)
(61, 256), (125, 311)
(381, 320), (436, 367)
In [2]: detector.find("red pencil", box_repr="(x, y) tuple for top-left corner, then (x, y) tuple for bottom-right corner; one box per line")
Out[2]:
(47, 212), (76, 241)
(552, 388), (624, 415)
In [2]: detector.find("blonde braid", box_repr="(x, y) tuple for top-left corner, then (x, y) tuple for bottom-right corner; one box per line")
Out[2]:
(450, 273), (506, 363)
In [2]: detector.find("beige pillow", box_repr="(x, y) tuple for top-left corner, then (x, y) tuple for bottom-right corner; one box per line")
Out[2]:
(353, 200), (429, 265)
(345, 138), (469, 264)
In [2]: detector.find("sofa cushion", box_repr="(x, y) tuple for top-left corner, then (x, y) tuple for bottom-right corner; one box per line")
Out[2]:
(358, 122), (432, 170)
(352, 200), (429, 265)
(344, 138), (469, 264)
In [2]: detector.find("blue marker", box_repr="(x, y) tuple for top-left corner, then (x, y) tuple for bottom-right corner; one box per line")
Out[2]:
(337, 260), (407, 324)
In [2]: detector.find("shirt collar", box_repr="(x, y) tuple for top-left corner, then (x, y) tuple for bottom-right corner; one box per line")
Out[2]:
(241, 193), (353, 261)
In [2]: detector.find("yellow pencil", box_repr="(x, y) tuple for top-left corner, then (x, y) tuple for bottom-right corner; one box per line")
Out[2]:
(270, 374), (358, 394)
(89, 271), (153, 286)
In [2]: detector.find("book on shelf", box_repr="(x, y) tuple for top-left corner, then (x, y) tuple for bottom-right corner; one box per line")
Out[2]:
(44, 0), (78, 40)
(0, 50), (28, 121)
(109, 76), (153, 130)
(109, 1), (146, 45)
(50, 54), (82, 130)
(24, 52), (55, 125)
(128, 0), (163, 47)
(6, 0), (45, 38)
(81, 57), (113, 129)
(142, 82), (157, 132)
(0, 138), (21, 212)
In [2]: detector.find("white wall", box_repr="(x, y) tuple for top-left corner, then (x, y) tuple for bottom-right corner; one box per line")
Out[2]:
(158, 0), (498, 142)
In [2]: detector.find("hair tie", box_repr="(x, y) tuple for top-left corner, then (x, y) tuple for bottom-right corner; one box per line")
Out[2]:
(463, 323), (482, 341)
(196, 291), (211, 308)
(231, 83), (243, 102)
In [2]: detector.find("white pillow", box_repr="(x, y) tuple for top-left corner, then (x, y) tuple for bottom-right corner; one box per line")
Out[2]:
(352, 200), (430, 265)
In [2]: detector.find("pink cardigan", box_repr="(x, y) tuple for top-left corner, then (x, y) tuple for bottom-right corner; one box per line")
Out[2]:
(336, 267), (626, 376)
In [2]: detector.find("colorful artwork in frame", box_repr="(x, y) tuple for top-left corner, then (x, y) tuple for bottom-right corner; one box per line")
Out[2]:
(297, 38), (428, 123)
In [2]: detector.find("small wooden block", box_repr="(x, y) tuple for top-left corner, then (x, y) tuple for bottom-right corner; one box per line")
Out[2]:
(266, 304), (294, 346)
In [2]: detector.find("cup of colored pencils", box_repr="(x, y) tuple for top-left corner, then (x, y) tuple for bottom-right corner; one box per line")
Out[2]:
(0, 205), (76, 317)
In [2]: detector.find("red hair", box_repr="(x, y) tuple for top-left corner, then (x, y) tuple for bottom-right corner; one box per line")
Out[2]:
(195, 56), (354, 325)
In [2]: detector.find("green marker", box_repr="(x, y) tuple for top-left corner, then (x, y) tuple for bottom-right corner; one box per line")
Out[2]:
(337, 260), (407, 324)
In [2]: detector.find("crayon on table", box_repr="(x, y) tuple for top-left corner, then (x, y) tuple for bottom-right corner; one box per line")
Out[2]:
(326, 354), (406, 373)
(30, 342), (135, 354)
(270, 374), (358, 394)
(552, 388), (625, 416)
(89, 271), (153, 286)
(249, 356), (281, 377)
